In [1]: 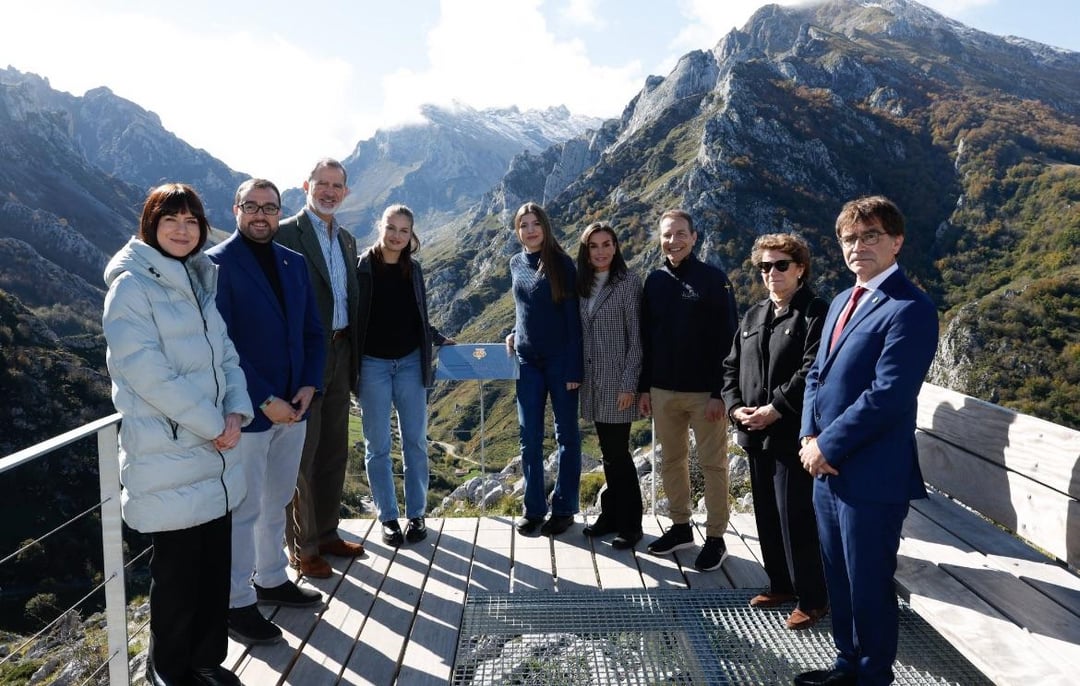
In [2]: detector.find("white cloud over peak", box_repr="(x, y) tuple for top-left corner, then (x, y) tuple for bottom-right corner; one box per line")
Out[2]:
(378, 0), (642, 121)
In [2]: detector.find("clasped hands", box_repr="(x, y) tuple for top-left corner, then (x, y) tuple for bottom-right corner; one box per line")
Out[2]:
(262, 386), (317, 426)
(799, 436), (839, 478)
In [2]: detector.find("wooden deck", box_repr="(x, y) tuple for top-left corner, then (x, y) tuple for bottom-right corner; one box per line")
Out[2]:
(223, 512), (770, 685)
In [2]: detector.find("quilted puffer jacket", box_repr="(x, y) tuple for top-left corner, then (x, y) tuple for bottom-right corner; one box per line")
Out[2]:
(102, 238), (252, 533)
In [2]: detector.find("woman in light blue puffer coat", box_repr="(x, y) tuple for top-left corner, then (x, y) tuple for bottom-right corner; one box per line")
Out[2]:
(103, 183), (251, 686)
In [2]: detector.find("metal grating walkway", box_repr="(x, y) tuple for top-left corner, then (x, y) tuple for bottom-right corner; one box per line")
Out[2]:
(451, 589), (992, 685)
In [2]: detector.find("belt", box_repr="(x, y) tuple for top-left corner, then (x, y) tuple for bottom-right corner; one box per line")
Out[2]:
(331, 327), (349, 342)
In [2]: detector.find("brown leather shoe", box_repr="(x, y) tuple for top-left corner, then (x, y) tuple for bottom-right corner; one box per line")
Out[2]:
(290, 554), (332, 579)
(786, 606), (829, 630)
(749, 591), (797, 608)
(319, 538), (365, 558)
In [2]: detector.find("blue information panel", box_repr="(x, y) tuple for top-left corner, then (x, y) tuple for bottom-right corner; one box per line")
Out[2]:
(435, 343), (519, 380)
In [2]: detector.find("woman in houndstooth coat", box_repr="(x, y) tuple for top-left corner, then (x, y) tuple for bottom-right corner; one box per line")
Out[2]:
(576, 222), (645, 549)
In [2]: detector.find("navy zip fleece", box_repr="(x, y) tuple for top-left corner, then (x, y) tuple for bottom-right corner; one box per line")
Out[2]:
(639, 253), (738, 398)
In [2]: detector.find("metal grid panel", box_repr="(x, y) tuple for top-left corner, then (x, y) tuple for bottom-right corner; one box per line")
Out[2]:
(452, 589), (992, 685)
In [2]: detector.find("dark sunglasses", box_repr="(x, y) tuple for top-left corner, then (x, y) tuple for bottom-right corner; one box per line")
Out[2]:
(756, 260), (794, 273)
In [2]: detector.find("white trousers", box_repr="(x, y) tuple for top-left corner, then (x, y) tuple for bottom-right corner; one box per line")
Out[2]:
(229, 421), (306, 608)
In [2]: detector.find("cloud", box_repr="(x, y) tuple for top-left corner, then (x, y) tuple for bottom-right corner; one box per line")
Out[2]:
(920, 0), (998, 14)
(559, 0), (607, 29)
(376, 0), (644, 123)
(1, 3), (356, 184)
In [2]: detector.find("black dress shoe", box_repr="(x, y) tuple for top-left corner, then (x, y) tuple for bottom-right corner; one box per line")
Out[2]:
(190, 665), (243, 686)
(515, 516), (543, 535)
(382, 520), (404, 546)
(405, 516), (428, 543)
(255, 580), (322, 607)
(582, 518), (617, 537)
(611, 530), (643, 549)
(793, 668), (856, 685)
(540, 514), (574, 536)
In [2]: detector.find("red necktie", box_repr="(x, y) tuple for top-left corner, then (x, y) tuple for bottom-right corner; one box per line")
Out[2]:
(829, 286), (867, 352)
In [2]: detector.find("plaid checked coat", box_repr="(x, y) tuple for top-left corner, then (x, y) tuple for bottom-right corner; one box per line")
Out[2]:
(579, 271), (644, 424)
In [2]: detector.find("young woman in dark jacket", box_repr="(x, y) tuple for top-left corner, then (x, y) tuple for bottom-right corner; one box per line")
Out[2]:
(721, 233), (829, 631)
(357, 204), (451, 547)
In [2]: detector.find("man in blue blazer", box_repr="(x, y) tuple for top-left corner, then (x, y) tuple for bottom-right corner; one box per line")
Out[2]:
(795, 196), (938, 686)
(207, 179), (326, 647)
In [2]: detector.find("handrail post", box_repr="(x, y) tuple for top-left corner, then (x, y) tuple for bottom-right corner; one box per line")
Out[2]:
(97, 423), (130, 686)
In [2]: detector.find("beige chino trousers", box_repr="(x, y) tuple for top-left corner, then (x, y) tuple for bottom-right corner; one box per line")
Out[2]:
(651, 387), (730, 538)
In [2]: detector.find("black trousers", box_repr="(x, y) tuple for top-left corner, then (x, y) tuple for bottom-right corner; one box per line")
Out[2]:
(748, 448), (828, 609)
(595, 422), (643, 535)
(149, 512), (231, 680)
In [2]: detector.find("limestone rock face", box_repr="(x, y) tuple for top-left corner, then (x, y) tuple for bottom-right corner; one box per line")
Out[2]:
(334, 103), (602, 239)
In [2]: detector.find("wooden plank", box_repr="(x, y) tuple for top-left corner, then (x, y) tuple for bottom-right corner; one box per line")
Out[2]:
(898, 509), (1079, 685)
(916, 383), (1079, 497)
(339, 519), (442, 686)
(587, 514), (645, 590)
(553, 516), (599, 591)
(279, 518), (390, 685)
(718, 517), (770, 589)
(233, 519), (374, 685)
(510, 524), (555, 592)
(895, 553), (1073, 686)
(636, 516), (687, 589)
(917, 431), (1079, 567)
(468, 516), (512, 594)
(727, 511), (765, 568)
(911, 492), (1080, 610)
(397, 518), (477, 685)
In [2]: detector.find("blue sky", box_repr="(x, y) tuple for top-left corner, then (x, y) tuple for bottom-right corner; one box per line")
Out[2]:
(2, 1), (1076, 186)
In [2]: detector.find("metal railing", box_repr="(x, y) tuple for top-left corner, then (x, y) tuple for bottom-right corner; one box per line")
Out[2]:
(0, 413), (130, 686)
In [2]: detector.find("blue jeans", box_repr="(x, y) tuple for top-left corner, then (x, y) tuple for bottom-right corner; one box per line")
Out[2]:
(516, 356), (581, 518)
(360, 349), (429, 521)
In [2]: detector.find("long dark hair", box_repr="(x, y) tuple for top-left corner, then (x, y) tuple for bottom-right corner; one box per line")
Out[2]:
(370, 204), (420, 279)
(514, 202), (572, 303)
(576, 222), (627, 298)
(138, 183), (210, 258)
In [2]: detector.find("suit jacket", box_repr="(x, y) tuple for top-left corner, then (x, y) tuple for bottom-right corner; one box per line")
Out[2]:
(580, 271), (644, 424)
(207, 232), (326, 433)
(801, 268), (938, 504)
(275, 210), (361, 394)
(722, 285), (828, 456)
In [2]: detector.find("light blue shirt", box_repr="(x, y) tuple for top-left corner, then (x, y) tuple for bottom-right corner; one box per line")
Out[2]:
(304, 208), (349, 330)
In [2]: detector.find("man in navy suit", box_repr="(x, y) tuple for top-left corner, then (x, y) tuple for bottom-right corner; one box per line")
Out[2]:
(795, 196), (938, 686)
(207, 179), (326, 647)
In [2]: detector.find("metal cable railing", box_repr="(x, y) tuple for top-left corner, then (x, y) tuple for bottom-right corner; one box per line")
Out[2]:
(0, 413), (132, 686)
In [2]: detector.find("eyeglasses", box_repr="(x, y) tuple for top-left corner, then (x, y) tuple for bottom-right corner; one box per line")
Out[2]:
(237, 202), (281, 216)
(757, 260), (794, 273)
(839, 230), (884, 247)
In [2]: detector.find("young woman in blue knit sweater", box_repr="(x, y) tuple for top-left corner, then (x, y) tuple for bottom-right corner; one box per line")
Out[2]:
(504, 202), (584, 536)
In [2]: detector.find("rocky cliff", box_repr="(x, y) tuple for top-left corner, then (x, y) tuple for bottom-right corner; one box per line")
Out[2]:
(420, 0), (1080, 439)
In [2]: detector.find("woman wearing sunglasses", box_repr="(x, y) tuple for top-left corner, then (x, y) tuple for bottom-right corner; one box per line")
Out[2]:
(721, 233), (830, 631)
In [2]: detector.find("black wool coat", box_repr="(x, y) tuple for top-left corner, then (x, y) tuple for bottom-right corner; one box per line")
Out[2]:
(721, 285), (828, 457)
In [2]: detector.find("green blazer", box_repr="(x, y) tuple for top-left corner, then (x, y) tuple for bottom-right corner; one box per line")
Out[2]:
(276, 209), (361, 394)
